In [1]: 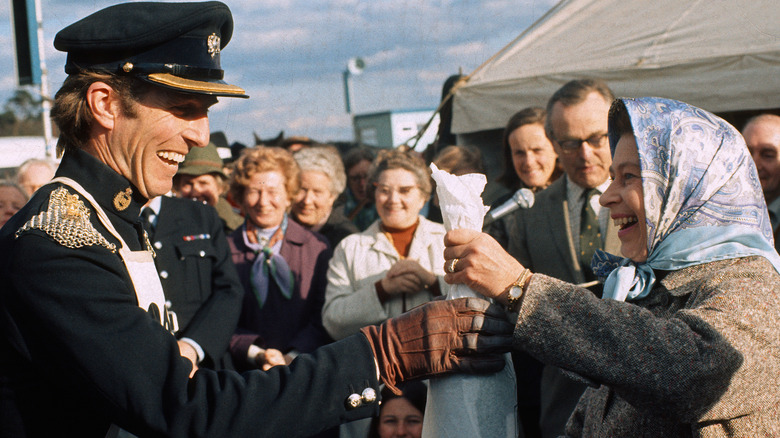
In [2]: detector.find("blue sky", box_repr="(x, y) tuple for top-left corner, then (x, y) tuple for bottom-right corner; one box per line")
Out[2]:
(1, 0), (557, 147)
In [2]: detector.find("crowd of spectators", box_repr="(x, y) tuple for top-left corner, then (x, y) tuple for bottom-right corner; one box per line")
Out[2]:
(2, 75), (779, 438)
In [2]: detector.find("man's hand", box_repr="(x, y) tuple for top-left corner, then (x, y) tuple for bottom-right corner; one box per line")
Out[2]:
(253, 347), (287, 371)
(360, 297), (513, 394)
(177, 340), (199, 378)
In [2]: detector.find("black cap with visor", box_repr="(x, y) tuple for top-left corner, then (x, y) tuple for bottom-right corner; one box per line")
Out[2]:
(54, 1), (248, 98)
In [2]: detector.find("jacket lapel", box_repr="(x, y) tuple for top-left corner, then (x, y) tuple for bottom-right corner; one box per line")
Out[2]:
(544, 178), (582, 282)
(152, 196), (175, 239)
(407, 217), (441, 268)
(368, 222), (399, 260)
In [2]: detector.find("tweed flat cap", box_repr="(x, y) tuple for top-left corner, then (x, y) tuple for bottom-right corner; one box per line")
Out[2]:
(54, 1), (247, 98)
(177, 142), (226, 178)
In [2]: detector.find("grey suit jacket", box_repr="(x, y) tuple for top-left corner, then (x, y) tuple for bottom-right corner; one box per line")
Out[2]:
(507, 176), (621, 284)
(504, 175), (620, 438)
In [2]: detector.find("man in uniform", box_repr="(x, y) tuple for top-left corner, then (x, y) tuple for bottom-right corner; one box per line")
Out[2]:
(140, 194), (244, 372)
(0, 3), (513, 437)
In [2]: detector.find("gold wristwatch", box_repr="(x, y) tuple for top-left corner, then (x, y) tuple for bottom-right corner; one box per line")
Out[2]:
(505, 269), (531, 312)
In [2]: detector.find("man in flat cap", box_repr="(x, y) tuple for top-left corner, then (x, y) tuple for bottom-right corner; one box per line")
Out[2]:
(173, 141), (244, 232)
(0, 2), (513, 437)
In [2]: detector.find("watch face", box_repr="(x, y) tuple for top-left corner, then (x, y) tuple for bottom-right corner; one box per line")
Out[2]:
(509, 286), (523, 299)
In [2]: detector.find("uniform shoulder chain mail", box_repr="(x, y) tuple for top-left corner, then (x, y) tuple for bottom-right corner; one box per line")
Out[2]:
(15, 186), (117, 253)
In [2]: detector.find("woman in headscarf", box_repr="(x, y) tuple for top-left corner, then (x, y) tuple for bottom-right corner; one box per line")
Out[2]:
(227, 147), (333, 373)
(443, 97), (780, 435)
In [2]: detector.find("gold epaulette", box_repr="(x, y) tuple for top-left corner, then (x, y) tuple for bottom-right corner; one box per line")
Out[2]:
(15, 187), (117, 253)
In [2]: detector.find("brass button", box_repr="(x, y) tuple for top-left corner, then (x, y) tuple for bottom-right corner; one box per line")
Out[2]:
(345, 393), (362, 409)
(361, 388), (377, 404)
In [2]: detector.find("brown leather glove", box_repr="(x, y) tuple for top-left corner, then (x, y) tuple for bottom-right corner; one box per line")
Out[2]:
(360, 297), (513, 395)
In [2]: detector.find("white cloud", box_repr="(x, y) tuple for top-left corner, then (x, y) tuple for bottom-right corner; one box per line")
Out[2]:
(0, 0), (550, 144)
(445, 41), (488, 58)
(287, 113), (350, 131)
(364, 47), (414, 68)
(416, 69), (451, 84)
(236, 27), (312, 51)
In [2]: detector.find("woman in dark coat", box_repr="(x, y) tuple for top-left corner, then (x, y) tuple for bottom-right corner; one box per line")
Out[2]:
(228, 147), (333, 373)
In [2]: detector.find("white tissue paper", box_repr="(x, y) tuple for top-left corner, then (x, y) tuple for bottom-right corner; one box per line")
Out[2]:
(423, 164), (519, 438)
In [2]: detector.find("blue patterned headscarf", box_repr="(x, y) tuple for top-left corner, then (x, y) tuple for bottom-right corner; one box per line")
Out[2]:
(593, 97), (780, 301)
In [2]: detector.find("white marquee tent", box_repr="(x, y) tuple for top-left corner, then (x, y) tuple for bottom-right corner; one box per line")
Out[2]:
(451, 0), (780, 135)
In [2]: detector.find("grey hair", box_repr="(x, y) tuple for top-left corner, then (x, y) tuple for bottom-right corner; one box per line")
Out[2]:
(15, 158), (58, 181)
(293, 145), (347, 195)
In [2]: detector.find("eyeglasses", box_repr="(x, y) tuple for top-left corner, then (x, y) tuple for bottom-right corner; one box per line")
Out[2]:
(348, 173), (368, 184)
(556, 133), (608, 153)
(373, 183), (419, 197)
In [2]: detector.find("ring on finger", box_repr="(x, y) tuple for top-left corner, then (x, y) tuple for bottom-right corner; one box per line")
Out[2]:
(446, 258), (459, 274)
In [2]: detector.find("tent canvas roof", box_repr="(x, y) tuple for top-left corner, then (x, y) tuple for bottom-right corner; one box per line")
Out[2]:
(452, 0), (780, 134)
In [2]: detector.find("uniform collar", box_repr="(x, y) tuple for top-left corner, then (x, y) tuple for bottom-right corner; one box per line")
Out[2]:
(55, 148), (148, 222)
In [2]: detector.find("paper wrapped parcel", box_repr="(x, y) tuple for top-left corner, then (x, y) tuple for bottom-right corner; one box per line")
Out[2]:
(423, 164), (518, 438)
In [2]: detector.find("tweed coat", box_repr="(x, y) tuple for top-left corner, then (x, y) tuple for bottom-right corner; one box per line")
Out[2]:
(512, 256), (780, 436)
(0, 149), (381, 437)
(322, 216), (446, 341)
(505, 175), (621, 438)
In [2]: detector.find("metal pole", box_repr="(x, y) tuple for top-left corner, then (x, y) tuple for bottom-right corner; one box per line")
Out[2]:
(34, 0), (52, 156)
(342, 69), (351, 114)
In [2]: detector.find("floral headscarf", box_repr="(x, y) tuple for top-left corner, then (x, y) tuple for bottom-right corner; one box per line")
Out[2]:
(593, 97), (780, 301)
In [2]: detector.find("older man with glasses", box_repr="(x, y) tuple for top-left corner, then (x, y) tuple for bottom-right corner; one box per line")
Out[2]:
(504, 78), (622, 438)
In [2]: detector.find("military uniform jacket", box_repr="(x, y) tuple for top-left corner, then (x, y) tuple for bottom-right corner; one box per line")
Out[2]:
(150, 196), (243, 369)
(0, 149), (380, 438)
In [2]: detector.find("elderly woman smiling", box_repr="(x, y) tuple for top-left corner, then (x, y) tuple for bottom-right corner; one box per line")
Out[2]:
(291, 145), (358, 248)
(443, 97), (780, 435)
(322, 149), (445, 340)
(228, 147), (333, 371)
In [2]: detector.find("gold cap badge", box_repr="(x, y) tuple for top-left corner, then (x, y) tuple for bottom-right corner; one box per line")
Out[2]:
(207, 34), (220, 58)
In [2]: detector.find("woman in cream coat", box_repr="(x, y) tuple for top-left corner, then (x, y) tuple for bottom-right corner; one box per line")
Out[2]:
(323, 149), (445, 340)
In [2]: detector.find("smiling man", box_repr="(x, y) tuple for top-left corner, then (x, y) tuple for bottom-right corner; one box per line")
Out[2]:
(0, 2), (514, 437)
(173, 141), (244, 232)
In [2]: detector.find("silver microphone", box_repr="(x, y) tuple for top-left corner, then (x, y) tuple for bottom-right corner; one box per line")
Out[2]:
(484, 188), (535, 226)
